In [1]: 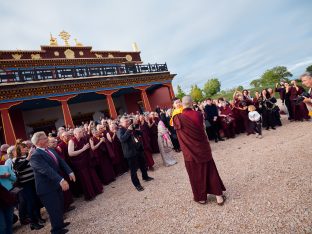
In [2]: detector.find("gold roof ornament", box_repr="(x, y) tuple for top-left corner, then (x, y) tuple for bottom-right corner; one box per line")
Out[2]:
(132, 42), (139, 52)
(31, 54), (41, 60)
(95, 53), (103, 58)
(64, 49), (75, 59)
(125, 54), (133, 61)
(59, 30), (71, 46)
(12, 54), (22, 60)
(74, 38), (83, 47)
(50, 33), (58, 46)
(108, 53), (114, 58)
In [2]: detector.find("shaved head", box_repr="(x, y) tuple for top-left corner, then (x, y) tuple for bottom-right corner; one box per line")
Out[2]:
(182, 95), (192, 108)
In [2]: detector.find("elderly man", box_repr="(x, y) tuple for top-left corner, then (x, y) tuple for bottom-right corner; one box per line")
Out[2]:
(30, 131), (75, 234)
(301, 72), (312, 108)
(173, 96), (226, 205)
(117, 116), (153, 191)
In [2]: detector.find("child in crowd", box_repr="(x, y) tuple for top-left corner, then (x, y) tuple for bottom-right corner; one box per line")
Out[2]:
(248, 105), (262, 139)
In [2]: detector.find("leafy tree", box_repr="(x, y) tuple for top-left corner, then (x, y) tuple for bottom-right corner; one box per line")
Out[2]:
(190, 84), (203, 102)
(176, 85), (186, 99)
(250, 79), (261, 88)
(260, 66), (292, 86)
(237, 85), (244, 91)
(202, 78), (221, 98)
(306, 65), (312, 73)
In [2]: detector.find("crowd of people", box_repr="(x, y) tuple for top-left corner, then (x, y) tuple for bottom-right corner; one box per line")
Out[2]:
(0, 72), (311, 234)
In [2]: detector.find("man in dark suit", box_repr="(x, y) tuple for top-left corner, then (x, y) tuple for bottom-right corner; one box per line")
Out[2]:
(117, 116), (154, 191)
(30, 131), (75, 234)
(204, 98), (224, 143)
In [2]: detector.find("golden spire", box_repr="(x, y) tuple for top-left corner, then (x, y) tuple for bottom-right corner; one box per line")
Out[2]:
(59, 30), (71, 46)
(132, 42), (139, 52)
(50, 33), (58, 46)
(74, 38), (83, 47)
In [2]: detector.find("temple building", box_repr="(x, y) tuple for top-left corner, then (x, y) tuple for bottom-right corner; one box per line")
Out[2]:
(0, 31), (176, 144)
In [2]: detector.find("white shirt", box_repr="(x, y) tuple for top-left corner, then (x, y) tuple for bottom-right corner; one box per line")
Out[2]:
(248, 111), (261, 122)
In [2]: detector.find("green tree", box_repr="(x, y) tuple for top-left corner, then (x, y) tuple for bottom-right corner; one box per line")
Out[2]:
(202, 78), (221, 98)
(260, 66), (292, 86)
(237, 85), (244, 91)
(306, 65), (312, 73)
(190, 84), (203, 102)
(250, 79), (261, 88)
(176, 85), (186, 99)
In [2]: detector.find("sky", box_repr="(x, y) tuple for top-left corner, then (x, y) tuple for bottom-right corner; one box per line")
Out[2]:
(0, 0), (311, 92)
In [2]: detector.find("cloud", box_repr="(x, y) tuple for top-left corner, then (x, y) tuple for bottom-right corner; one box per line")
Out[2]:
(0, 0), (311, 92)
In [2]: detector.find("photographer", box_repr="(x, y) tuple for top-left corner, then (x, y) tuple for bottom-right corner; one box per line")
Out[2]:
(288, 80), (310, 121)
(300, 72), (312, 112)
(117, 117), (153, 192)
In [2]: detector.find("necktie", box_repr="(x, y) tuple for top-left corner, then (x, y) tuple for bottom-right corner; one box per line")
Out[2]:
(45, 149), (58, 165)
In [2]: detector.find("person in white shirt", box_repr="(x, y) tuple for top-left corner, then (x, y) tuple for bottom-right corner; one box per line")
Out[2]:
(248, 105), (262, 138)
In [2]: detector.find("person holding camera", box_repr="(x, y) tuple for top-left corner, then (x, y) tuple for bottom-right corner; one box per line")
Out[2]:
(300, 72), (312, 114)
(117, 117), (154, 192)
(287, 80), (310, 121)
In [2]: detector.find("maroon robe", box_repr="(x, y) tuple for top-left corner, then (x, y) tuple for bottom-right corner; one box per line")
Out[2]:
(140, 122), (155, 168)
(289, 86), (310, 121)
(219, 105), (235, 138)
(70, 137), (103, 200)
(234, 99), (253, 134)
(149, 118), (160, 153)
(55, 144), (74, 210)
(91, 136), (116, 185)
(105, 131), (128, 176)
(57, 141), (82, 197)
(173, 108), (226, 202)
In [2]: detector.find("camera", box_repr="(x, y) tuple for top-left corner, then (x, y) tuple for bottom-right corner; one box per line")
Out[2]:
(295, 92), (310, 105)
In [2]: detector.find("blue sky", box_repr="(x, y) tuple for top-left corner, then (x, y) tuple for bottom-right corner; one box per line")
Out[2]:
(0, 0), (311, 92)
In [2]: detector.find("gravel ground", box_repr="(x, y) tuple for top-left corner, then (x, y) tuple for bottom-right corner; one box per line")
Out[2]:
(14, 117), (312, 234)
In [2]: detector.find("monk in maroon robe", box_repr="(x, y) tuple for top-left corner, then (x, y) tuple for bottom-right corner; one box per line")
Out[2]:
(106, 124), (128, 176)
(139, 115), (155, 170)
(90, 130), (116, 185)
(173, 96), (226, 205)
(288, 81), (310, 121)
(57, 132), (82, 198)
(68, 128), (103, 201)
(219, 103), (235, 139)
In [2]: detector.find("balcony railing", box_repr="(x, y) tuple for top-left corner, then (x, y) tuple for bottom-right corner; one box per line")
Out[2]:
(0, 63), (168, 83)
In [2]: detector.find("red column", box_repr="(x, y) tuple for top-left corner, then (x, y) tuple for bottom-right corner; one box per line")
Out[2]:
(0, 101), (22, 144)
(48, 95), (76, 129)
(163, 83), (175, 99)
(135, 86), (152, 112)
(96, 90), (118, 119)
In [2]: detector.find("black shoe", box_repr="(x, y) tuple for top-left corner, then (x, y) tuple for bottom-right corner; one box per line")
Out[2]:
(30, 223), (44, 230)
(214, 139), (218, 143)
(271, 127), (276, 130)
(65, 205), (76, 213)
(143, 176), (154, 182)
(38, 217), (46, 225)
(63, 222), (70, 228)
(135, 185), (144, 191)
(218, 138), (225, 141)
(59, 228), (69, 234)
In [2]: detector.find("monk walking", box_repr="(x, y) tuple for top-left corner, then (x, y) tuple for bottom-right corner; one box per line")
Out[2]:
(173, 96), (226, 205)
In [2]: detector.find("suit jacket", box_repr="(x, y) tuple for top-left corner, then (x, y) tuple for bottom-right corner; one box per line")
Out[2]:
(30, 148), (72, 195)
(117, 127), (139, 159)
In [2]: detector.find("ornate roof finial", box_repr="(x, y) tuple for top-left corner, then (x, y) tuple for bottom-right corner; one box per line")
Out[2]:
(74, 38), (83, 47)
(59, 30), (71, 46)
(132, 42), (139, 52)
(50, 33), (58, 46)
